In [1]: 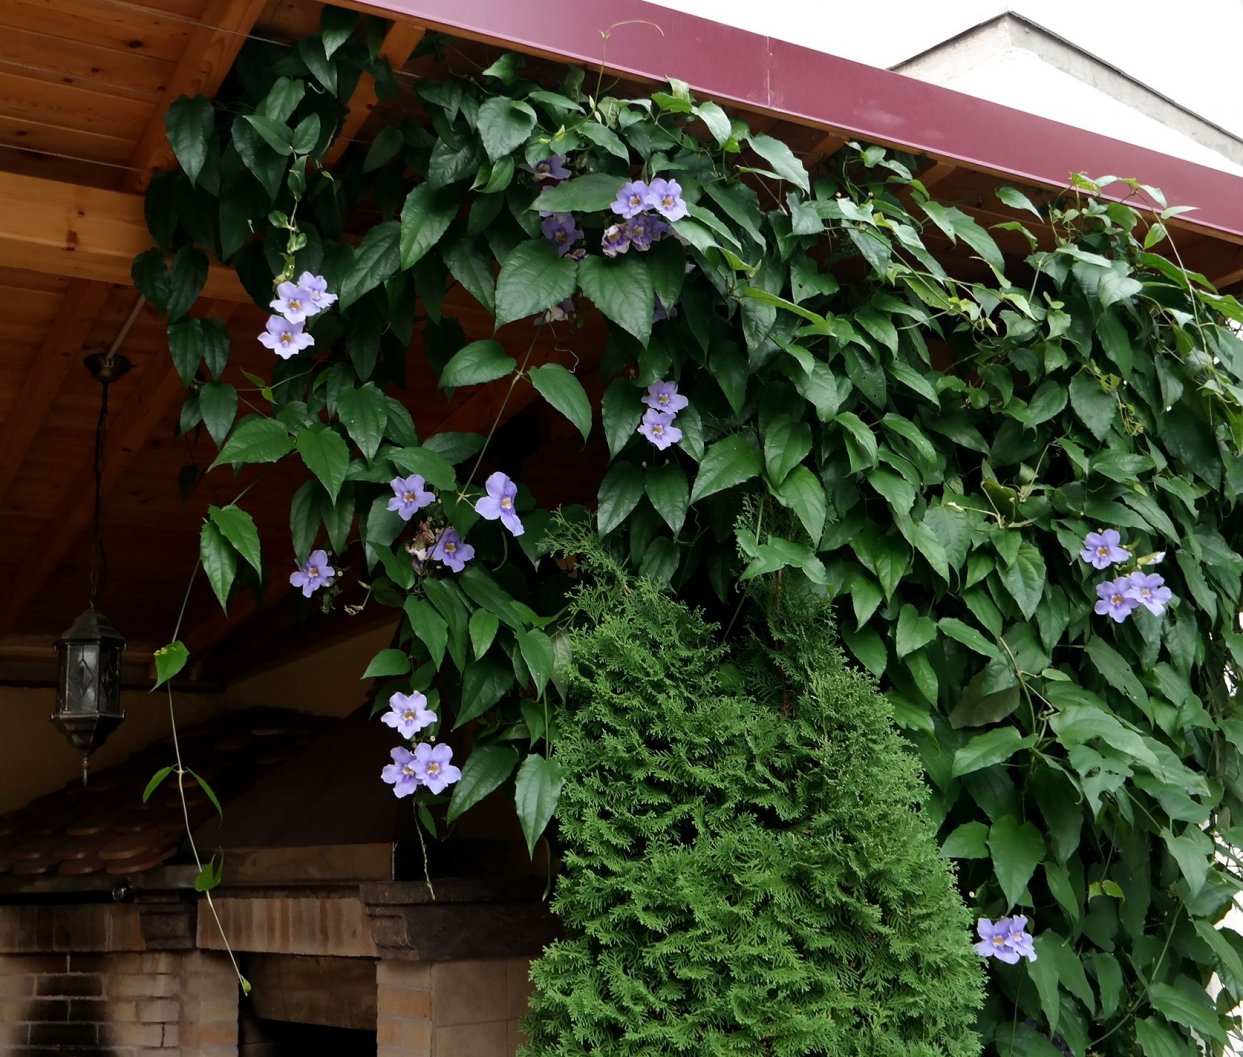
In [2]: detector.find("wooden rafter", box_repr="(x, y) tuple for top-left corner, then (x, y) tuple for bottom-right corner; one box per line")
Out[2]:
(321, 21), (426, 170)
(0, 171), (247, 301)
(123, 0), (270, 192)
(0, 301), (240, 639)
(0, 279), (111, 508)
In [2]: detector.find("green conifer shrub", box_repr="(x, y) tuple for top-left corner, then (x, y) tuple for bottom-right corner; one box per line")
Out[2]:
(522, 552), (984, 1057)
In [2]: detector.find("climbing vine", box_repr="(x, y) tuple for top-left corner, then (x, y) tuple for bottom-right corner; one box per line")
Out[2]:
(135, 12), (1243, 1057)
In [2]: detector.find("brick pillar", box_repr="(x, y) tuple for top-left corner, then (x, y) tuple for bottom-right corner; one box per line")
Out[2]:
(376, 961), (432, 1057)
(177, 950), (240, 1056)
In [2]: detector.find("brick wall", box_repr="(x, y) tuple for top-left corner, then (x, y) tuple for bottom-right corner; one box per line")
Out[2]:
(0, 949), (238, 1056)
(376, 955), (533, 1057)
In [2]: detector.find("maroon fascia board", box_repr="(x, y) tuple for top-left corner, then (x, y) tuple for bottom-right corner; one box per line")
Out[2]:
(352, 0), (1243, 243)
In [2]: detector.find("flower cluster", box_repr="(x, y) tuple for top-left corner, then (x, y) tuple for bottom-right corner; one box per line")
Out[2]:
(1079, 529), (1173, 622)
(541, 211), (585, 257)
(258, 272), (336, 359)
(379, 691), (462, 798)
(637, 380), (687, 451)
(602, 178), (685, 257)
(974, 916), (1037, 964)
(290, 548), (335, 597)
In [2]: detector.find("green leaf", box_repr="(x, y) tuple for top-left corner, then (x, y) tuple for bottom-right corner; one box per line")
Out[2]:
(763, 414), (812, 485)
(442, 237), (495, 315)
(942, 821), (990, 858)
(835, 412), (879, 471)
(1098, 265), (1143, 308)
(598, 461), (645, 534)
(168, 319), (204, 387)
(494, 240), (578, 328)
(339, 220), (400, 309)
(439, 339), (516, 388)
(690, 434), (762, 502)
(362, 648), (411, 679)
(198, 382), (237, 447)
(996, 186), (1044, 220)
(919, 199), (1004, 274)
(1135, 1018), (1196, 1057)
(988, 815), (1045, 908)
(1069, 372), (1116, 441)
(939, 617), (1002, 661)
(296, 426), (350, 504)
(577, 254), (654, 347)
(142, 765), (174, 803)
(404, 598), (448, 668)
(468, 609), (499, 657)
(336, 384), (389, 462)
(152, 641), (189, 689)
(602, 379), (642, 459)
(840, 623), (886, 676)
(774, 465), (826, 544)
(531, 173), (626, 213)
(1147, 983), (1225, 1043)
(364, 124), (404, 173)
(208, 504), (261, 575)
(477, 97), (537, 160)
(446, 745), (519, 823)
(514, 754), (565, 856)
(244, 113), (294, 155)
(696, 101), (731, 145)
(167, 246), (207, 322)
(1163, 826), (1211, 896)
(165, 96), (214, 186)
(389, 446), (457, 490)
(528, 364), (592, 441)
(400, 184), (458, 269)
(320, 6), (356, 58)
(290, 113), (321, 155)
(456, 655), (515, 727)
(895, 605), (937, 658)
(998, 541), (1046, 620)
(747, 133), (809, 191)
(645, 462), (689, 534)
(518, 628), (556, 695)
(952, 727), (1033, 777)
(199, 521), (237, 612)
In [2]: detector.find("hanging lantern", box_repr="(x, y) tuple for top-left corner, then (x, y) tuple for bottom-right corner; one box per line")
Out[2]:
(52, 349), (132, 783)
(53, 608), (126, 779)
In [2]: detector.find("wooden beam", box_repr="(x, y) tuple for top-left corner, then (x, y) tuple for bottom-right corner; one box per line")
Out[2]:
(246, 955), (377, 1030)
(322, 21), (426, 170)
(0, 302), (239, 638)
(0, 172), (248, 301)
(0, 279), (111, 507)
(124, 0), (270, 192)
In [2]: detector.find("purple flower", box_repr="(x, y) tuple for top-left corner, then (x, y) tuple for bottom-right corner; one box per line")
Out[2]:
(270, 280), (315, 324)
(411, 742), (462, 795)
(974, 916), (1037, 964)
(602, 223), (631, 257)
(1095, 578), (1138, 623)
(431, 528), (474, 572)
(258, 315), (315, 359)
(387, 474), (435, 521)
(1080, 528), (1130, 569)
(296, 272), (337, 315)
(536, 298), (574, 325)
(290, 548), (335, 597)
(475, 471), (524, 537)
(381, 691), (437, 739)
(644, 177), (689, 221)
(381, 746), (421, 798)
(540, 212), (583, 256)
(643, 380), (688, 414)
(648, 216), (673, 242)
(652, 297), (677, 323)
(637, 409), (682, 450)
(611, 180), (649, 219)
(529, 155), (570, 182)
(624, 215), (657, 252)
(1124, 571), (1173, 616)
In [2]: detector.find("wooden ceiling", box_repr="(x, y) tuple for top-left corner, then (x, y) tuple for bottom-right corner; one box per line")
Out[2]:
(0, 0), (1241, 681)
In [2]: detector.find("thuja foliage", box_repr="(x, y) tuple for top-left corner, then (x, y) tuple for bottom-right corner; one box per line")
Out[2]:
(523, 544), (983, 1056)
(134, 9), (1243, 1056)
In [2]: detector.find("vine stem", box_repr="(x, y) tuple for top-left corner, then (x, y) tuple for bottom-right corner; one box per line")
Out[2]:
(459, 331), (542, 501)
